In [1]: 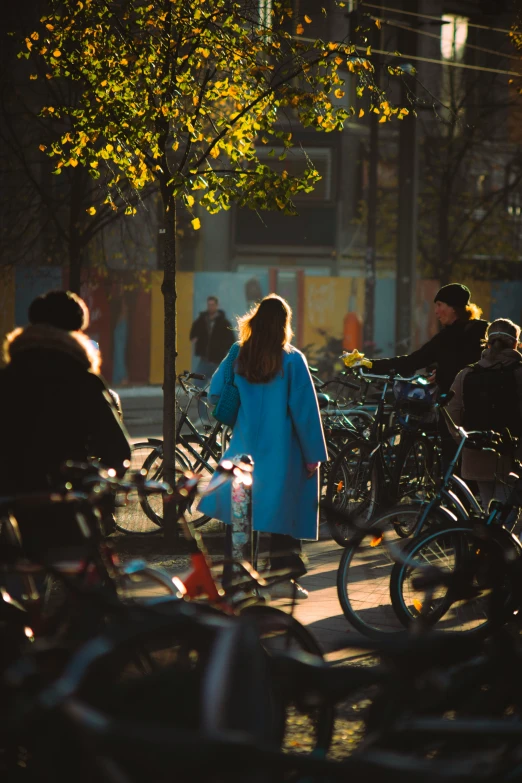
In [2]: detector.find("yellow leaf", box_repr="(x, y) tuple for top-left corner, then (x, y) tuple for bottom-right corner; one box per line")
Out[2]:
(86, 207), (96, 215)
(39, 144), (47, 151)
(334, 89), (345, 99)
(209, 146), (220, 159)
(186, 194), (195, 207)
(370, 536), (382, 548)
(52, 49), (61, 58)
(30, 74), (38, 80)
(358, 108), (364, 118)
(30, 32), (39, 41)
(304, 14), (312, 23)
(366, 46), (371, 56)
(45, 23), (54, 30)
(90, 160), (98, 168)
(68, 158), (78, 167)
(379, 115), (387, 123)
(413, 599), (423, 613)
(296, 23), (304, 34)
(375, 18), (381, 29)
(191, 217), (201, 230)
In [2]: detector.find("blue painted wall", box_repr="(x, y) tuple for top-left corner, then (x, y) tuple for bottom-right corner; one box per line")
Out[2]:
(15, 267), (63, 327)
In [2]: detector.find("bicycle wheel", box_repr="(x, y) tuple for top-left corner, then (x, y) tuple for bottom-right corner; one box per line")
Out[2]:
(176, 435), (217, 528)
(324, 437), (378, 546)
(390, 525), (519, 636)
(140, 446), (213, 529)
(114, 443), (168, 535)
(335, 504), (450, 639)
(240, 604), (334, 755)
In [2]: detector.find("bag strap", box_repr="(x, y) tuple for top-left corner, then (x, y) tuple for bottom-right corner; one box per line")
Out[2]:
(224, 342), (240, 384)
(467, 360), (522, 374)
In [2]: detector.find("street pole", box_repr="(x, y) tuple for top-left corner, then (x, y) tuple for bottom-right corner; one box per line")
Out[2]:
(395, 0), (419, 354)
(363, 0), (383, 354)
(364, 63), (379, 353)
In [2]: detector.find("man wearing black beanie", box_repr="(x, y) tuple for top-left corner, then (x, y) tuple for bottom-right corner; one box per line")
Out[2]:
(369, 282), (487, 464)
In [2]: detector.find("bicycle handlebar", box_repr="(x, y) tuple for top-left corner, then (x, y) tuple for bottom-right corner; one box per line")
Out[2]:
(354, 367), (426, 383)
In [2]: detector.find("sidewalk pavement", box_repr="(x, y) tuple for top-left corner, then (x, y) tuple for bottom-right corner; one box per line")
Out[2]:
(269, 537), (371, 664)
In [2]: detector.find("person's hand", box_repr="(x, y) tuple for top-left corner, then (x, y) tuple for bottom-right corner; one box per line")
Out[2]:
(341, 349), (373, 369)
(306, 462), (319, 478)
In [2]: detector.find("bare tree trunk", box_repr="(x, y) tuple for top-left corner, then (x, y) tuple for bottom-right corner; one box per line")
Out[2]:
(160, 188), (179, 546)
(438, 188), (451, 287)
(68, 169), (85, 294)
(69, 239), (82, 294)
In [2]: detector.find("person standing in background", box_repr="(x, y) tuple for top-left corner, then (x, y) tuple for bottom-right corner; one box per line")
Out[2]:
(190, 295), (235, 381)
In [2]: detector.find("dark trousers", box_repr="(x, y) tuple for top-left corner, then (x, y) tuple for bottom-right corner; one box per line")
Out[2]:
(269, 534), (306, 577)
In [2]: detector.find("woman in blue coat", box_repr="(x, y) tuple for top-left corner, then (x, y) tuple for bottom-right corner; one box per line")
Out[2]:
(198, 295), (327, 599)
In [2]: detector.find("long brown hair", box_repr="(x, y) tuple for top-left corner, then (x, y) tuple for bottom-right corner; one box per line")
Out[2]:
(236, 294), (293, 383)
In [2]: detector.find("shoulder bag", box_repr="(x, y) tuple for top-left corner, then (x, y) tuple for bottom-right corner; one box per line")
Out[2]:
(213, 342), (241, 427)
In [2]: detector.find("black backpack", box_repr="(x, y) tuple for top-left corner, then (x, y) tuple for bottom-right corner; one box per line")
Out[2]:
(462, 360), (522, 437)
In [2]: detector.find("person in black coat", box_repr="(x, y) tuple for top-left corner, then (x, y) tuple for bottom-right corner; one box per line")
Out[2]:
(190, 296), (235, 382)
(371, 284), (488, 393)
(0, 290), (131, 559)
(369, 283), (488, 466)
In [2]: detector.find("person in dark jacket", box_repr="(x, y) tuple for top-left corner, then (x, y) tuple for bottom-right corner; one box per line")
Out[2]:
(0, 290), (131, 559)
(369, 283), (488, 466)
(447, 318), (522, 512)
(190, 296), (235, 381)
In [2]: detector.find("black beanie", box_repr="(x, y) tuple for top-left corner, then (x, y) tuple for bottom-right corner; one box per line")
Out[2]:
(28, 290), (89, 331)
(433, 283), (470, 308)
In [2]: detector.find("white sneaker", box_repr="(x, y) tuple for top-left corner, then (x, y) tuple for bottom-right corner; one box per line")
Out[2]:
(261, 580), (309, 601)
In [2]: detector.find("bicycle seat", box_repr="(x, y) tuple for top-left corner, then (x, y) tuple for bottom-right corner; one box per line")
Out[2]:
(316, 393), (330, 410)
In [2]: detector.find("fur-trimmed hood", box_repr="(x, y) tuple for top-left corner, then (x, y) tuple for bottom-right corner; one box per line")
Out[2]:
(3, 324), (101, 374)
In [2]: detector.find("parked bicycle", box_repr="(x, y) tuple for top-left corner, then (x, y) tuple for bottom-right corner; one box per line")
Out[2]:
(118, 370), (232, 535)
(325, 364), (440, 545)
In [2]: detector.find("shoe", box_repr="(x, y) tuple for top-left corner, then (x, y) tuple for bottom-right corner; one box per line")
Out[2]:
(261, 580), (309, 601)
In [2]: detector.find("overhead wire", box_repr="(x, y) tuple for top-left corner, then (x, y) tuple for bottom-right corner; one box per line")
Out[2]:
(359, 2), (515, 37)
(367, 14), (521, 63)
(354, 45), (522, 77)
(296, 35), (522, 77)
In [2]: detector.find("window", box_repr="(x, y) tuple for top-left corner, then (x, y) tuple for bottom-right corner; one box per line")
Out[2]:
(440, 14), (469, 128)
(441, 14), (468, 62)
(255, 146), (332, 201)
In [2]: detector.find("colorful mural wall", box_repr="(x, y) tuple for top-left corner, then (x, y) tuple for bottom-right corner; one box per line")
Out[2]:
(2, 266), (519, 385)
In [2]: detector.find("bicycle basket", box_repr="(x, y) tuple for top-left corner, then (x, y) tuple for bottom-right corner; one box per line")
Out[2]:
(393, 380), (438, 428)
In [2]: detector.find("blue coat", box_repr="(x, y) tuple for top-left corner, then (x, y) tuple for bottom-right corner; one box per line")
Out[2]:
(198, 345), (328, 540)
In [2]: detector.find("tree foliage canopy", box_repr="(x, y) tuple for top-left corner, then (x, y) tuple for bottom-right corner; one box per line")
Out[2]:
(23, 0), (404, 221)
